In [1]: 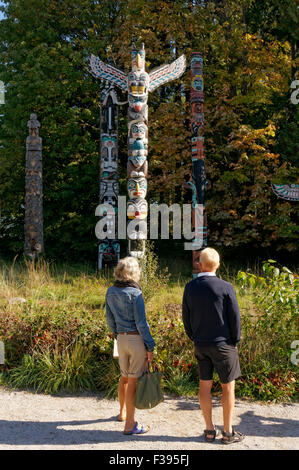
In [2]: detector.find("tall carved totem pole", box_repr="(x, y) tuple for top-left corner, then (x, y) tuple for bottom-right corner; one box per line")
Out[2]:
(182, 53), (207, 277)
(24, 113), (44, 258)
(97, 84), (120, 270)
(90, 43), (186, 258)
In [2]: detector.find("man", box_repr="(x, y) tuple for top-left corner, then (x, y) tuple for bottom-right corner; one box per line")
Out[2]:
(182, 248), (245, 444)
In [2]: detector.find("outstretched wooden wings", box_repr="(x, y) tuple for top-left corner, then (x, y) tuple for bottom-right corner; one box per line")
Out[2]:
(148, 55), (186, 92)
(272, 184), (299, 202)
(89, 53), (186, 93)
(89, 54), (127, 91)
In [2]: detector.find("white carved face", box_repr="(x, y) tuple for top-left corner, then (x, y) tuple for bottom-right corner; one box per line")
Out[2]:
(131, 123), (147, 140)
(127, 178), (147, 199)
(128, 94), (147, 112)
(127, 199), (148, 219)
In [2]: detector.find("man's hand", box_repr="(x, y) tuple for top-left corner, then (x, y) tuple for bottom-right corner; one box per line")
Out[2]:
(147, 351), (153, 363)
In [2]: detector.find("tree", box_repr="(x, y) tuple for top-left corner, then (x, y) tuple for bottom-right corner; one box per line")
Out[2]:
(0, 0), (297, 260)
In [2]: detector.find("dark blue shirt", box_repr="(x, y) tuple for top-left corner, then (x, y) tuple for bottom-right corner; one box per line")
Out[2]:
(182, 275), (241, 346)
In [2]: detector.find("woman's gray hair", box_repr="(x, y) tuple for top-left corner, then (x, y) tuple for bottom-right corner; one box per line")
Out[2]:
(114, 256), (141, 282)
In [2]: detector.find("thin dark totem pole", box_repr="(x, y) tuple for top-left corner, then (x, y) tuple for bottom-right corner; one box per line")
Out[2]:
(97, 83), (120, 270)
(182, 53), (207, 277)
(24, 113), (44, 258)
(90, 43), (186, 258)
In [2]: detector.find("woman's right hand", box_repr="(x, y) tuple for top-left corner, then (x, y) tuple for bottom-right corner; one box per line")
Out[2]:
(147, 351), (153, 363)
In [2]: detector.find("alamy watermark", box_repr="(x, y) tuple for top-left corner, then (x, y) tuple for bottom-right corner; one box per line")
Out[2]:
(95, 197), (205, 250)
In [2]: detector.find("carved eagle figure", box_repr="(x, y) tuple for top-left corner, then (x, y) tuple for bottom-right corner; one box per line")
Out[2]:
(89, 54), (186, 93)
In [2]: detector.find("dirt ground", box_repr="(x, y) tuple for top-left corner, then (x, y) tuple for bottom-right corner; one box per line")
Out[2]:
(0, 388), (298, 450)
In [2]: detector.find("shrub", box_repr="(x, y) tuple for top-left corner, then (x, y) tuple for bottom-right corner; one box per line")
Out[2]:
(139, 241), (170, 301)
(236, 260), (298, 401)
(7, 343), (95, 394)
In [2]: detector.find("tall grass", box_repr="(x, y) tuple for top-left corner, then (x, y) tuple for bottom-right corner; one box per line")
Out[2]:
(8, 343), (95, 394)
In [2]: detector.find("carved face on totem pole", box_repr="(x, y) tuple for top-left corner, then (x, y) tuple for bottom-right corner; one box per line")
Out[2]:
(190, 55), (203, 71)
(127, 155), (148, 178)
(130, 136), (148, 157)
(127, 177), (147, 199)
(192, 75), (203, 92)
(131, 122), (148, 141)
(127, 198), (148, 220)
(128, 95), (148, 122)
(100, 180), (118, 200)
(128, 71), (149, 96)
(128, 122), (148, 176)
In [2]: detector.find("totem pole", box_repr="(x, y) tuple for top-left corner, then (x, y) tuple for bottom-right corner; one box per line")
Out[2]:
(97, 84), (120, 270)
(182, 52), (207, 277)
(90, 43), (186, 258)
(24, 113), (44, 258)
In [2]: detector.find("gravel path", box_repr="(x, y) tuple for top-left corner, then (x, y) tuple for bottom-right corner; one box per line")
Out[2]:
(0, 388), (298, 450)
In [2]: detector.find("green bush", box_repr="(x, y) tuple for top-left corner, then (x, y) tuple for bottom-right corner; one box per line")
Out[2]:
(236, 260), (298, 401)
(7, 343), (95, 394)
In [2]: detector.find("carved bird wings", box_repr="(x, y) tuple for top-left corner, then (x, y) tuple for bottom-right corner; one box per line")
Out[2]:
(148, 55), (186, 92)
(89, 54), (186, 93)
(89, 54), (128, 91)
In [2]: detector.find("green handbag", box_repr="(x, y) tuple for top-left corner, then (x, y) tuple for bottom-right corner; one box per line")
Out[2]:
(134, 369), (164, 410)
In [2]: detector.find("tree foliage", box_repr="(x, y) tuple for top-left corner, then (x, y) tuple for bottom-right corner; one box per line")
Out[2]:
(0, 0), (298, 260)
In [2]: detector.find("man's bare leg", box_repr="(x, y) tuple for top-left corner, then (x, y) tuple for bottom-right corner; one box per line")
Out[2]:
(221, 380), (235, 436)
(199, 379), (215, 438)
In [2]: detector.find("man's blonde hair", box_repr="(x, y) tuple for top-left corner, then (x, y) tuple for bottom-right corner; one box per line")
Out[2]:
(200, 248), (220, 271)
(114, 256), (141, 282)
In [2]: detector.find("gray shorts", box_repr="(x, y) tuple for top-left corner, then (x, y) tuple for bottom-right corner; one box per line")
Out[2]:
(117, 334), (147, 378)
(194, 343), (241, 384)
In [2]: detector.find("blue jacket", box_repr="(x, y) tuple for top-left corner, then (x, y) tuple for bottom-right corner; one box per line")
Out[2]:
(105, 285), (155, 352)
(182, 275), (241, 346)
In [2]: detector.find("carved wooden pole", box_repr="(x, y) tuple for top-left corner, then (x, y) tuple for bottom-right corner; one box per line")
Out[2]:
(182, 52), (207, 277)
(24, 113), (44, 258)
(98, 84), (120, 270)
(90, 43), (186, 258)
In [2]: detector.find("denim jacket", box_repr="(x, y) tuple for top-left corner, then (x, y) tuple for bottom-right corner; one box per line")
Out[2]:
(105, 285), (156, 352)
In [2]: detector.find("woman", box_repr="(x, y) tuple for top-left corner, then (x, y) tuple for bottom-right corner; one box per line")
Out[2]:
(105, 256), (155, 435)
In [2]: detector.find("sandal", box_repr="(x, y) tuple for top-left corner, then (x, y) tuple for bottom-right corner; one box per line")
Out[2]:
(221, 428), (245, 444)
(204, 425), (220, 442)
(123, 422), (150, 435)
